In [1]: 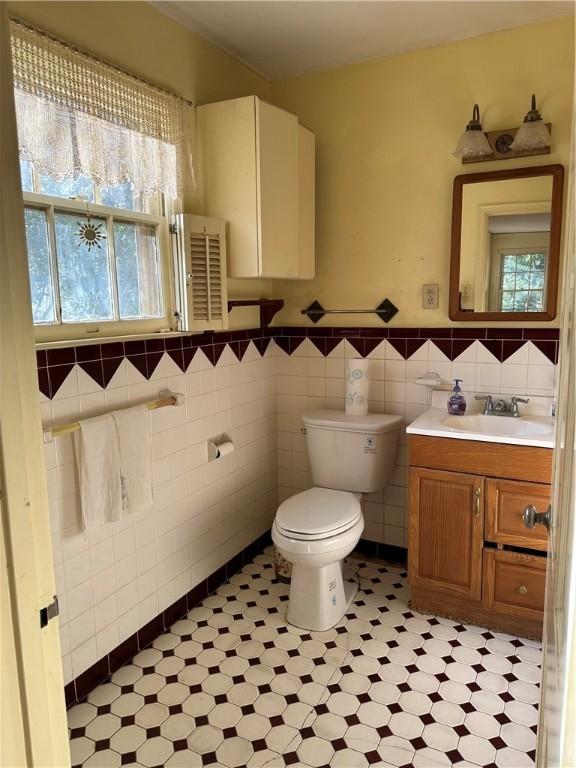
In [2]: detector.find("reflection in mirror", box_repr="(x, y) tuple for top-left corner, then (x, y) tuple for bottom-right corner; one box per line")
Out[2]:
(450, 165), (563, 321)
(459, 176), (552, 313)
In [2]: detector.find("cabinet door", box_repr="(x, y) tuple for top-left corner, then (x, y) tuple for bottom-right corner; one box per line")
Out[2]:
(296, 124), (315, 279)
(485, 478), (550, 551)
(256, 99), (299, 277)
(409, 468), (484, 599)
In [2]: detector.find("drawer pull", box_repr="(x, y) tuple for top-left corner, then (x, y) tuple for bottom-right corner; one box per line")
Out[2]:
(523, 504), (551, 531)
(518, 585), (528, 595)
(474, 487), (481, 518)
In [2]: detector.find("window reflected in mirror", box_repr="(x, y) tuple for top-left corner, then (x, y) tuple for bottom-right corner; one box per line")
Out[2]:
(450, 165), (563, 321)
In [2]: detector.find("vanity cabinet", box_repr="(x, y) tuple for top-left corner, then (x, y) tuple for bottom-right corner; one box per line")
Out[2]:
(197, 95), (315, 279)
(408, 435), (552, 638)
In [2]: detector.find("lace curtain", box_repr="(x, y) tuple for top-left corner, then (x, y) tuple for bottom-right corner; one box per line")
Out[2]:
(10, 19), (195, 199)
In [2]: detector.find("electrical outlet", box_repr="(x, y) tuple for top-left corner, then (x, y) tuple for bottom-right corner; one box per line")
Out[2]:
(423, 284), (439, 309)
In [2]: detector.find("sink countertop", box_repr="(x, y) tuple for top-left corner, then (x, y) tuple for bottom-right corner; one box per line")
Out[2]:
(407, 406), (555, 449)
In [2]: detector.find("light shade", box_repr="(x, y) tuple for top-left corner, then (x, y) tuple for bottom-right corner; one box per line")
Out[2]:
(453, 104), (493, 160)
(510, 94), (551, 152)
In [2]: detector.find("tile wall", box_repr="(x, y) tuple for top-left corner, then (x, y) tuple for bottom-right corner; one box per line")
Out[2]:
(36, 326), (558, 686)
(40, 332), (278, 686)
(275, 328), (558, 549)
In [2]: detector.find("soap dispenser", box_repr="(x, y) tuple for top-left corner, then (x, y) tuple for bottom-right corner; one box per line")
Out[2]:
(447, 379), (467, 415)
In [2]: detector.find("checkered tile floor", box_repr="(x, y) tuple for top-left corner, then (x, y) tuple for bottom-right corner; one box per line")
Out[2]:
(68, 547), (541, 767)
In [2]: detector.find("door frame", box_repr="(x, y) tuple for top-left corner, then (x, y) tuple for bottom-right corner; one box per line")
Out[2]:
(0, 6), (70, 766)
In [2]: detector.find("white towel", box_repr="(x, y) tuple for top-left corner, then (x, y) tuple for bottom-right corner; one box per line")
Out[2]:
(74, 413), (123, 529)
(112, 404), (153, 514)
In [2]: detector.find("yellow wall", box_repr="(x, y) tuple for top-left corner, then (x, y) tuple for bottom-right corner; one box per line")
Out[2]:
(7, 0), (274, 327)
(271, 17), (574, 327)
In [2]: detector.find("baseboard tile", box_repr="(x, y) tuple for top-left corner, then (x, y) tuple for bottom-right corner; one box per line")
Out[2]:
(65, 530), (272, 708)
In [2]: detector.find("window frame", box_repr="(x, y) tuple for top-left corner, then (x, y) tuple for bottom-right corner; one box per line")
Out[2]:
(22, 189), (175, 343)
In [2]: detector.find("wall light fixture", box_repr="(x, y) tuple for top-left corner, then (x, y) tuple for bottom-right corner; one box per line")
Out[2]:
(454, 94), (551, 165)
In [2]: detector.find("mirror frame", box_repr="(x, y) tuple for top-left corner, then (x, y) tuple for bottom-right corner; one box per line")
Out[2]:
(449, 164), (564, 322)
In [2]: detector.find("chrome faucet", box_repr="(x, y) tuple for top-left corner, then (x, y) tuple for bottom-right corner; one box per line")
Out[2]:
(475, 394), (493, 415)
(475, 394), (529, 417)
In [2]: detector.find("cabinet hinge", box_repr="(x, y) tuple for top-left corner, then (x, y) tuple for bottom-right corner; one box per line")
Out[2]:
(169, 223), (178, 235)
(40, 595), (59, 628)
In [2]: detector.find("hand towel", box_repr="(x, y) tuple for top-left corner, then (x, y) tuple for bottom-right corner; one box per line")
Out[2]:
(73, 413), (123, 529)
(111, 404), (153, 514)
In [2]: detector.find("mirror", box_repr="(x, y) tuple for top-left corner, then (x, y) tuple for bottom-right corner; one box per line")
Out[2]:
(449, 165), (564, 321)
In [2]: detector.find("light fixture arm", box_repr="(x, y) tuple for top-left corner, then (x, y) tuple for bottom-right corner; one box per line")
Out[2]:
(523, 93), (543, 123)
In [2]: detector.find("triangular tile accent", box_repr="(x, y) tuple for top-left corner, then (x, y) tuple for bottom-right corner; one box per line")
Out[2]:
(48, 364), (75, 398)
(102, 357), (124, 387)
(183, 346), (196, 371)
(289, 336), (306, 354)
(254, 337), (272, 357)
(188, 347), (213, 371)
(406, 339), (427, 360)
(274, 337), (291, 355)
(212, 343), (228, 366)
(309, 337), (326, 355)
(237, 339), (251, 360)
(387, 338), (407, 360)
(127, 354), (148, 379)
(531, 339), (557, 364)
(37, 367), (51, 399)
(167, 348), (185, 372)
(347, 337), (365, 357)
(325, 338), (344, 357)
(78, 360), (105, 388)
(501, 340), (526, 363)
(452, 339), (475, 361)
(146, 351), (164, 378)
(479, 339), (504, 362)
(430, 339), (453, 360)
(364, 338), (384, 357)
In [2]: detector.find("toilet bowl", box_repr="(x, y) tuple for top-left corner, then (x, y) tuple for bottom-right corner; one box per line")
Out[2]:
(273, 410), (403, 631)
(272, 487), (364, 631)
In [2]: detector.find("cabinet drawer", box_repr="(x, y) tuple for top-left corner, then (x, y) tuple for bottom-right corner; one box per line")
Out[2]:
(483, 549), (546, 621)
(485, 479), (550, 551)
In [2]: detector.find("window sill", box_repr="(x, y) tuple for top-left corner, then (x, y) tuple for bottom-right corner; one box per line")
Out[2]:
(35, 330), (188, 350)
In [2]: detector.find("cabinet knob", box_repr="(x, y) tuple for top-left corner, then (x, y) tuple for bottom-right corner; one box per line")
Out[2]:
(518, 585), (528, 595)
(523, 504), (552, 531)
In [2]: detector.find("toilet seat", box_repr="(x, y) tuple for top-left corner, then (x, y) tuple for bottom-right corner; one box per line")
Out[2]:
(276, 487), (362, 541)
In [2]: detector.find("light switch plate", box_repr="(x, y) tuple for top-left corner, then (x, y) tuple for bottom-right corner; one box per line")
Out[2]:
(423, 284), (439, 309)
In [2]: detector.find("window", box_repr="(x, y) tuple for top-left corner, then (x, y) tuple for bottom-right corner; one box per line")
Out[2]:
(22, 163), (168, 336)
(11, 19), (195, 340)
(498, 249), (548, 312)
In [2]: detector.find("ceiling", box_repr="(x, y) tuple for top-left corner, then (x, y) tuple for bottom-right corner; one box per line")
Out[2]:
(153, 1), (574, 80)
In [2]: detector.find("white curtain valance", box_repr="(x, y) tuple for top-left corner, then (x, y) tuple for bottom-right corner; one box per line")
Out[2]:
(10, 19), (195, 199)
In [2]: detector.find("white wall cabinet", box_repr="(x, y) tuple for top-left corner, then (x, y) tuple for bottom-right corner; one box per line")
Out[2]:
(197, 96), (315, 279)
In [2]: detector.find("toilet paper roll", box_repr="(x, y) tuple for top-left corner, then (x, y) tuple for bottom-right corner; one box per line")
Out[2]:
(215, 440), (234, 458)
(345, 358), (369, 416)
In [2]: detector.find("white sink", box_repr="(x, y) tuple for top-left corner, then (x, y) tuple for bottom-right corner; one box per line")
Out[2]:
(407, 406), (555, 448)
(441, 414), (552, 438)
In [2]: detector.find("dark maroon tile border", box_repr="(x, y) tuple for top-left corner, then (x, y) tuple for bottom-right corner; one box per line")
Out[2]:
(38, 326), (560, 400)
(65, 530), (273, 708)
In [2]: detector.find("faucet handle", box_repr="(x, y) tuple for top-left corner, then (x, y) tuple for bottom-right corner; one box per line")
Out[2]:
(475, 394), (493, 414)
(510, 396), (529, 416)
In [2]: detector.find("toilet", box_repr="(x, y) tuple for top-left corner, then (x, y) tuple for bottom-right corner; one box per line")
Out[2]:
(272, 409), (403, 631)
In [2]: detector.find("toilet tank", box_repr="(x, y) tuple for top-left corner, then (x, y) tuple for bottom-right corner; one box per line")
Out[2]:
(302, 410), (403, 493)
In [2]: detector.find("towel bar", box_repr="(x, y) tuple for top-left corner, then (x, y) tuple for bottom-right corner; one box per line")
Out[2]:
(42, 389), (182, 443)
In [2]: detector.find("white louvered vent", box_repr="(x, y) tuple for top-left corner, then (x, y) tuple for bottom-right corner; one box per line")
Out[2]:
(171, 214), (228, 331)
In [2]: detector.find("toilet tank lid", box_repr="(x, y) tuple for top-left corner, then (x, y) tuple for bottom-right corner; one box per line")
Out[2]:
(302, 410), (403, 434)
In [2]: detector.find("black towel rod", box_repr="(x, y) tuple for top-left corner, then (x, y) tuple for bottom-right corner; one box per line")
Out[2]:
(301, 299), (399, 324)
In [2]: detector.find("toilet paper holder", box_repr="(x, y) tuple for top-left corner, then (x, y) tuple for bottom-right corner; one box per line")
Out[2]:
(208, 435), (235, 460)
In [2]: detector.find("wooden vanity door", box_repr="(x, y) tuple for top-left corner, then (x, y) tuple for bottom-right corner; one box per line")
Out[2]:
(409, 468), (484, 600)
